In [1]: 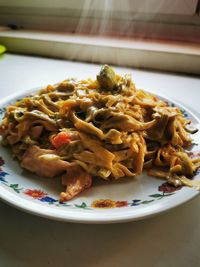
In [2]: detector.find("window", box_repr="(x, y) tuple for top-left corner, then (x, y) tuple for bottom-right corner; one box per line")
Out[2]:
(0, 0), (199, 74)
(0, 0), (199, 41)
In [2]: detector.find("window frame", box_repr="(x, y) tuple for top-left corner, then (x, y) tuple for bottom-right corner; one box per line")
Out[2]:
(0, 0), (199, 42)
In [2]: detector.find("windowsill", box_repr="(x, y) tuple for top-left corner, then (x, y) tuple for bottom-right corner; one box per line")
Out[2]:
(0, 29), (200, 74)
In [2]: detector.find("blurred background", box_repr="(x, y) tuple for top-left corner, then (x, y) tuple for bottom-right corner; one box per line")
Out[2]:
(0, 0), (200, 73)
(0, 0), (200, 70)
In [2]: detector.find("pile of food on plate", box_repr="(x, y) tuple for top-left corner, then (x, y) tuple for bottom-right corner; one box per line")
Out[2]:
(0, 65), (200, 201)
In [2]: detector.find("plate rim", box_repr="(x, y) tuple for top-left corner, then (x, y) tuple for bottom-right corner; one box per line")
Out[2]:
(0, 86), (199, 224)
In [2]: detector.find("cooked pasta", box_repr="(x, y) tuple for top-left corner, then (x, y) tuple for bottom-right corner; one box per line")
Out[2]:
(0, 65), (200, 201)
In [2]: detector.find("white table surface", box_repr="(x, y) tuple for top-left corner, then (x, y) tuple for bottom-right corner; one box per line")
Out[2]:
(0, 53), (200, 267)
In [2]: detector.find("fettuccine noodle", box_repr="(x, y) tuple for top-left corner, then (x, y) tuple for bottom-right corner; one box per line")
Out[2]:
(0, 65), (200, 201)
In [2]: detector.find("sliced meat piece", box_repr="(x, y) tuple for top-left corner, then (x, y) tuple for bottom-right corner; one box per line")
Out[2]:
(30, 125), (43, 140)
(60, 165), (92, 202)
(21, 145), (71, 178)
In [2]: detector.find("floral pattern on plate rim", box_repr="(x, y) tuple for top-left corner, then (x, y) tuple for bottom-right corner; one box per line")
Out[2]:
(0, 99), (198, 209)
(0, 155), (184, 210)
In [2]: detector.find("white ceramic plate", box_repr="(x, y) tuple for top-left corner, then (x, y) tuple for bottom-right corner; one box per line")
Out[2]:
(0, 88), (199, 223)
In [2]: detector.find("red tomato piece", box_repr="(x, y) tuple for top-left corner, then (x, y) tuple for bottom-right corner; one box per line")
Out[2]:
(51, 132), (71, 149)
